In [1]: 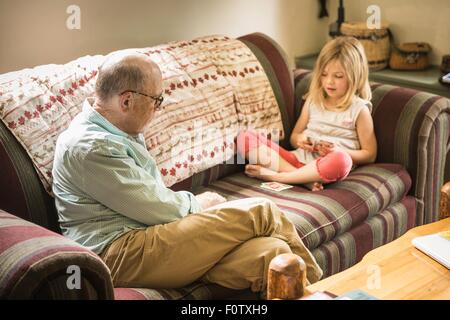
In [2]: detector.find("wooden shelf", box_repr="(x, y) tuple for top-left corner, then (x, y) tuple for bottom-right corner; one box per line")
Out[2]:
(295, 53), (450, 98)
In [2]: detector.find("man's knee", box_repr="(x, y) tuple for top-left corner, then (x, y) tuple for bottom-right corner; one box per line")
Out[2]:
(263, 238), (291, 256)
(245, 197), (281, 218)
(251, 197), (276, 206)
(210, 197), (284, 232)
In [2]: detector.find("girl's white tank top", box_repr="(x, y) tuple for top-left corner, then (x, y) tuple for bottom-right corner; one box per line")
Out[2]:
(292, 96), (372, 165)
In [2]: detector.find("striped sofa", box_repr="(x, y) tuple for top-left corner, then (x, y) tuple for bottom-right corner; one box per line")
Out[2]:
(0, 33), (449, 300)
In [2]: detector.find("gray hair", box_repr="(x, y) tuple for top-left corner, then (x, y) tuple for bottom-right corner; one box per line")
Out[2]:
(95, 54), (149, 101)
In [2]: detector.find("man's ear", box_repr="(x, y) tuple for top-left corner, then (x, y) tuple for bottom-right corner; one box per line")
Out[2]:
(119, 92), (132, 112)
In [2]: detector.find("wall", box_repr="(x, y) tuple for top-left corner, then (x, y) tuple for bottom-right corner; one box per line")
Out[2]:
(1, 0), (448, 73)
(0, 0), (329, 74)
(328, 0), (450, 65)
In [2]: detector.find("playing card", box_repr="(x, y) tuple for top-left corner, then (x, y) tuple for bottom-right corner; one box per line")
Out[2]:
(260, 182), (293, 191)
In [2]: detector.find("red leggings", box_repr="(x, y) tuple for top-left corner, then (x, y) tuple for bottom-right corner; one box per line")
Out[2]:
(236, 130), (353, 183)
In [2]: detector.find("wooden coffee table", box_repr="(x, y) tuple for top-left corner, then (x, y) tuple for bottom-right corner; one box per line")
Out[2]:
(305, 218), (450, 299)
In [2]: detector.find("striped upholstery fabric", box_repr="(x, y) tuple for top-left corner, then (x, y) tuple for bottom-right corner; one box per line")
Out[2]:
(171, 155), (245, 192)
(193, 163), (413, 250)
(0, 210), (114, 299)
(114, 284), (213, 300)
(294, 69), (450, 226)
(312, 197), (416, 277)
(114, 283), (257, 300)
(33, 274), (102, 300)
(0, 120), (59, 232)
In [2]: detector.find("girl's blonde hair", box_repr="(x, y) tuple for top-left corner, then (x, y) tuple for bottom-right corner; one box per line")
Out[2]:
(305, 36), (371, 110)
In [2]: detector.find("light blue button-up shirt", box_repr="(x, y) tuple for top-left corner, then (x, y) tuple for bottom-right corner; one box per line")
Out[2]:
(52, 98), (202, 254)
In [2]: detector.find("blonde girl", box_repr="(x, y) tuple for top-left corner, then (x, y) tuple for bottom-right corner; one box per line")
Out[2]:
(237, 37), (377, 190)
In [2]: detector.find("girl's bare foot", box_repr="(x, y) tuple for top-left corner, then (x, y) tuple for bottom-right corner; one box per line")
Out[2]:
(245, 164), (278, 181)
(312, 182), (324, 191)
(304, 182), (324, 191)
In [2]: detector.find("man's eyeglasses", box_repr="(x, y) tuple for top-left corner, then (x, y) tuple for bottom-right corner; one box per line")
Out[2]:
(120, 90), (164, 110)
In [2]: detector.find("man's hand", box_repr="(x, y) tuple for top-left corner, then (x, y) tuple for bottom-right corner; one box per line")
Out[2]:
(195, 191), (227, 210)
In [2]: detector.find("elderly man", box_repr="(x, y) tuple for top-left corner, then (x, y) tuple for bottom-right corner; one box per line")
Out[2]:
(52, 53), (322, 294)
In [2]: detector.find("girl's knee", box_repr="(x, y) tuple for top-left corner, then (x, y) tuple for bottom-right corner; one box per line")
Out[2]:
(330, 150), (353, 170)
(317, 150), (353, 183)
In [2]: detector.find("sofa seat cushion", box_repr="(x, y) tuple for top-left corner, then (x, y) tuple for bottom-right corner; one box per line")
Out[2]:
(194, 163), (412, 250)
(114, 283), (257, 300)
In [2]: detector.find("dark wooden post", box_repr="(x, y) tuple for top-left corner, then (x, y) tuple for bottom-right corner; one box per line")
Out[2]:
(267, 253), (306, 300)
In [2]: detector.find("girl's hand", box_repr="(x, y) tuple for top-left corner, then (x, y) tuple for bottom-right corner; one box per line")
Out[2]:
(245, 164), (278, 181)
(295, 134), (315, 152)
(315, 141), (343, 156)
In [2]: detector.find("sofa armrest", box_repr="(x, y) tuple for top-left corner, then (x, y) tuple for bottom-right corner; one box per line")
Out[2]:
(0, 209), (114, 299)
(368, 85), (449, 225)
(294, 69), (450, 225)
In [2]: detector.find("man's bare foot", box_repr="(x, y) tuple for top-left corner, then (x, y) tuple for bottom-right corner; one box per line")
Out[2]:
(304, 182), (324, 191)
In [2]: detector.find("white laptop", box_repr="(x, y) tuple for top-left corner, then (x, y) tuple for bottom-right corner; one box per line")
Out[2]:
(412, 231), (450, 269)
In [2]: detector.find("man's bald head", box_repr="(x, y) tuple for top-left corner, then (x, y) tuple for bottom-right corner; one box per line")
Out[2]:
(95, 53), (162, 102)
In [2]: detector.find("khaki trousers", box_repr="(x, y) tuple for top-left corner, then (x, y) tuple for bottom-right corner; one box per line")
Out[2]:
(100, 198), (323, 292)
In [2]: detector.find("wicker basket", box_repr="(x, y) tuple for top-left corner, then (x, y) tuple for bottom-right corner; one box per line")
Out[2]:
(340, 22), (390, 71)
(389, 42), (431, 70)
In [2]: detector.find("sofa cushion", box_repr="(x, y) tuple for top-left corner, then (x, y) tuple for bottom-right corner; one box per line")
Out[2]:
(114, 283), (257, 300)
(114, 284), (211, 300)
(194, 163), (412, 250)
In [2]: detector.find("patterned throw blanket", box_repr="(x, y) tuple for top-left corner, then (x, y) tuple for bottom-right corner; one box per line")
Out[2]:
(0, 35), (283, 192)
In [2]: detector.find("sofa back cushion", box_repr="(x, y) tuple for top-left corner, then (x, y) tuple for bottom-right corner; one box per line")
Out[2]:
(0, 35), (284, 195)
(170, 33), (296, 191)
(142, 35), (284, 187)
(238, 33), (295, 149)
